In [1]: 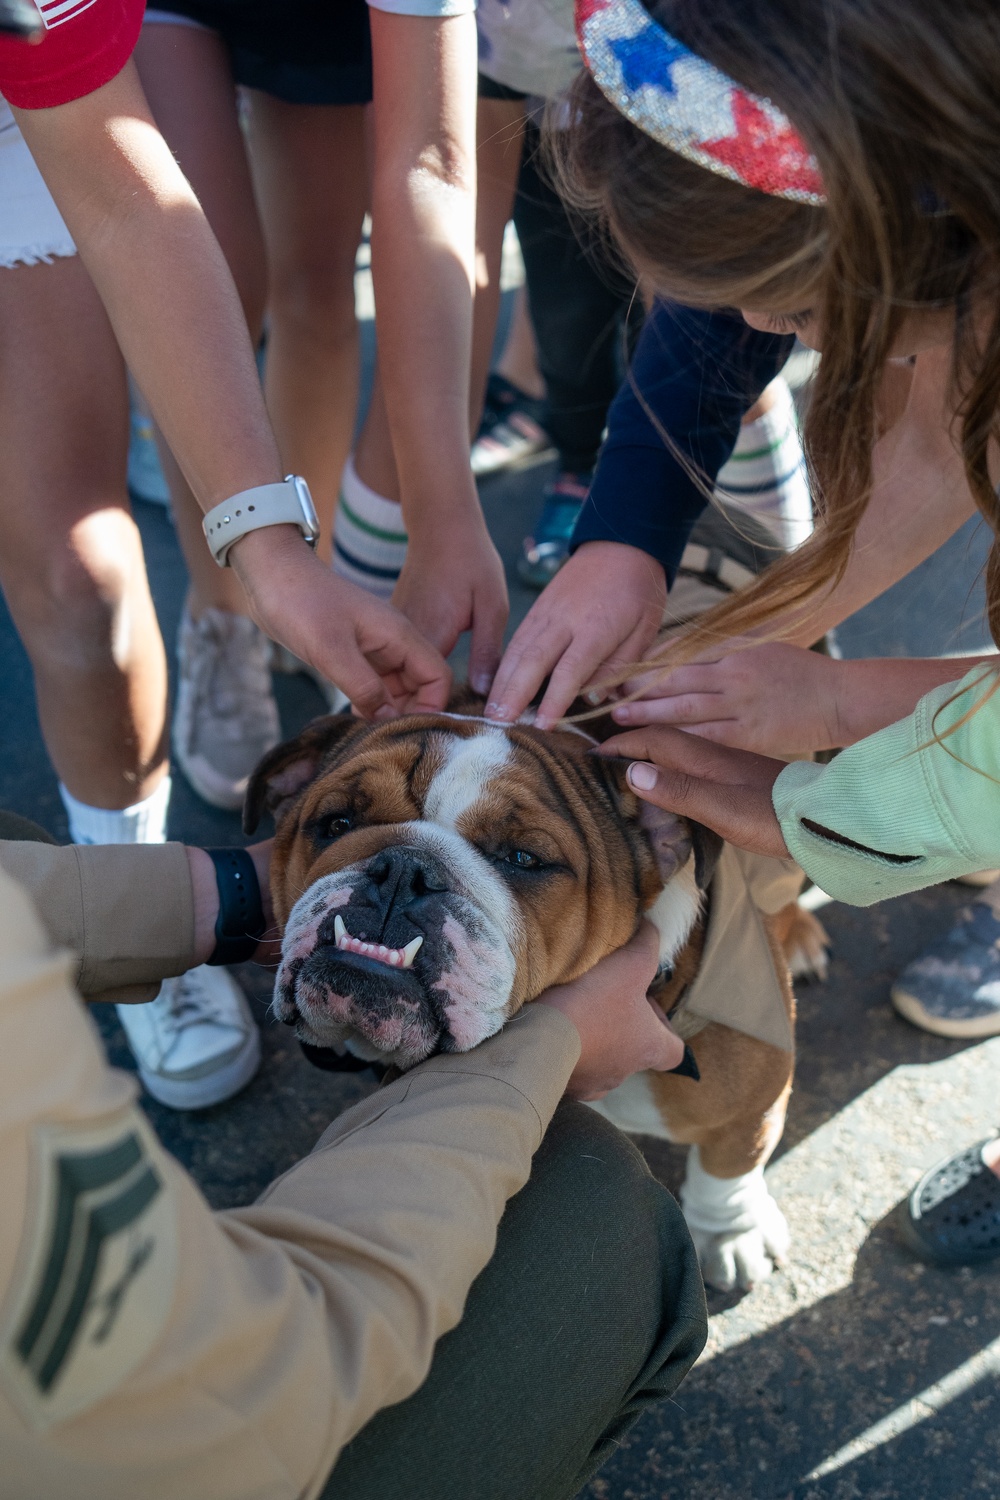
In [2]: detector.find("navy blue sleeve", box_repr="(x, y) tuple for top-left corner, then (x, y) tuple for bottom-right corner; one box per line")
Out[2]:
(571, 303), (795, 583)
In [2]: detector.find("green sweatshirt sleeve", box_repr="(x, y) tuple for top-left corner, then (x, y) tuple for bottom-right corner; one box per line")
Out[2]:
(772, 663), (1000, 905)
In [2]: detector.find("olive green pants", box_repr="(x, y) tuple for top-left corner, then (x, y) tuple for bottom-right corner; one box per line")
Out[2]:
(326, 1100), (707, 1500)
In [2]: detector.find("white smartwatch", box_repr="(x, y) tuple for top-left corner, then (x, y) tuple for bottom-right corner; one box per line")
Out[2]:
(202, 475), (320, 567)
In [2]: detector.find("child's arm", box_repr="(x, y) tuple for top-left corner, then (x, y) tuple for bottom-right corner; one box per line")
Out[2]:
(601, 663), (1000, 905)
(15, 62), (451, 718)
(490, 343), (976, 727)
(610, 646), (998, 754)
(366, 4), (508, 692)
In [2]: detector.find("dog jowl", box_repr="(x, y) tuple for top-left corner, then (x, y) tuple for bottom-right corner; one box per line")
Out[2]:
(245, 708), (712, 1071)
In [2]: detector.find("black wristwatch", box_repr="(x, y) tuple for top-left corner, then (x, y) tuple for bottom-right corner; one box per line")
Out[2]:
(204, 848), (267, 966)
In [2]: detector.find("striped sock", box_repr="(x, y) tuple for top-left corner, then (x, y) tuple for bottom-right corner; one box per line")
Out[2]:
(715, 377), (813, 549)
(333, 455), (408, 600)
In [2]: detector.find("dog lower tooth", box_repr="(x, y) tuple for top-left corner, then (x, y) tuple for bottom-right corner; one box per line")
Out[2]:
(401, 935), (424, 968)
(334, 914), (347, 947)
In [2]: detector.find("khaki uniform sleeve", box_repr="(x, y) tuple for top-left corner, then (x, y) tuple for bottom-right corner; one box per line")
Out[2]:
(0, 840), (195, 1002)
(0, 856), (580, 1500)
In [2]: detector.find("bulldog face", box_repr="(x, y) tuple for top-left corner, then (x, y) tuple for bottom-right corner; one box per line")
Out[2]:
(245, 708), (716, 1070)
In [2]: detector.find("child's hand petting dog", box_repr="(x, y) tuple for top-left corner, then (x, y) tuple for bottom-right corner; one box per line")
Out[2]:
(610, 641), (847, 755)
(537, 921), (684, 1100)
(601, 726), (790, 860)
(610, 644), (997, 757)
(486, 542), (667, 729)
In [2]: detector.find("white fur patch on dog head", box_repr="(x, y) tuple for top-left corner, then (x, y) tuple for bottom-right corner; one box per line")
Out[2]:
(646, 855), (702, 971)
(423, 729), (512, 829)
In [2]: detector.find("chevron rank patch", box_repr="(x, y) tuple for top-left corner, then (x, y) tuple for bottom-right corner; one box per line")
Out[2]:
(0, 1110), (177, 1430)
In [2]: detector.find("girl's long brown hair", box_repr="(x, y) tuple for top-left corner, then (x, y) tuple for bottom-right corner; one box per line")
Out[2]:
(550, 0), (1000, 686)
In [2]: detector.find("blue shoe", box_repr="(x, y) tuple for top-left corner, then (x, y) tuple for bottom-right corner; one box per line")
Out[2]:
(891, 901), (1000, 1037)
(517, 471), (592, 589)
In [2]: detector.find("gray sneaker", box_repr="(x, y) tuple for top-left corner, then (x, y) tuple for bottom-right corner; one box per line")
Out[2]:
(891, 901), (1000, 1038)
(173, 606), (281, 810)
(116, 965), (261, 1110)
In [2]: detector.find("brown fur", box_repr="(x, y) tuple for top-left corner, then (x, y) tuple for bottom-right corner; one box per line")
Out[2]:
(247, 711), (665, 1017)
(250, 705), (814, 1192)
(644, 913), (796, 1179)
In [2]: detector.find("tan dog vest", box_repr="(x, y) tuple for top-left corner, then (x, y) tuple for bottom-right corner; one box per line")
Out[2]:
(669, 846), (798, 1053)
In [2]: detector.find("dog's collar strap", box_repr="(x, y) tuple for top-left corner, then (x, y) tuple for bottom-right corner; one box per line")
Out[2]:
(205, 848), (266, 966)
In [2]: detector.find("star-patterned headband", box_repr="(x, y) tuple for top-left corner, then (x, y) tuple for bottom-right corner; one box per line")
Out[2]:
(576, 0), (825, 206)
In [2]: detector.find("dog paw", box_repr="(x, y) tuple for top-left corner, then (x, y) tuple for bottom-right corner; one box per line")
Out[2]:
(689, 1198), (790, 1292)
(680, 1151), (790, 1292)
(778, 901), (830, 982)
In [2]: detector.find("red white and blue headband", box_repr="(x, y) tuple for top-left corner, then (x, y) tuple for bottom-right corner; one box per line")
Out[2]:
(576, 0), (825, 206)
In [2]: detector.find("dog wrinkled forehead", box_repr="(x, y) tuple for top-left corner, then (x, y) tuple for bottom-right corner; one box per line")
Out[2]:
(245, 711), (534, 836)
(245, 709), (691, 890)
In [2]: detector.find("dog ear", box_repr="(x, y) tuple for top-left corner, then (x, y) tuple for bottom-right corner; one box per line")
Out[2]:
(636, 799), (694, 885)
(690, 820), (723, 892)
(594, 755), (695, 885)
(243, 714), (365, 834)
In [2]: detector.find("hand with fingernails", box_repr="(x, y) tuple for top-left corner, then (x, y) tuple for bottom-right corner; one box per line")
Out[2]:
(600, 726), (790, 860)
(485, 543), (667, 729)
(536, 921), (685, 1100)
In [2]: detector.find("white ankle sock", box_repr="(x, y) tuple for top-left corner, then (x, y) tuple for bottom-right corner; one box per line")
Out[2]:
(715, 378), (813, 549)
(59, 775), (172, 846)
(333, 455), (408, 600)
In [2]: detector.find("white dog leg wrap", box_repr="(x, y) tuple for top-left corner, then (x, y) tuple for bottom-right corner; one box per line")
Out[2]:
(680, 1150), (772, 1236)
(680, 1147), (789, 1291)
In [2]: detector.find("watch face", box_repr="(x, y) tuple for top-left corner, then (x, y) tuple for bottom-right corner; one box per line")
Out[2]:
(291, 476), (320, 540)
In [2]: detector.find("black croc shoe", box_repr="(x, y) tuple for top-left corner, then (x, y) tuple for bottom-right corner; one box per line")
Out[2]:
(902, 1136), (1000, 1266)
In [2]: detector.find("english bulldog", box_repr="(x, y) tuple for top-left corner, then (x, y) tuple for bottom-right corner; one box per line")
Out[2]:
(245, 702), (819, 1291)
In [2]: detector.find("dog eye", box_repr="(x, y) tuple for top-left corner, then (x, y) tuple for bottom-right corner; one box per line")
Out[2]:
(503, 848), (542, 871)
(313, 812), (354, 842)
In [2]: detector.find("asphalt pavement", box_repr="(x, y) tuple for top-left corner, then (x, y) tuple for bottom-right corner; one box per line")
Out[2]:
(1, 438), (998, 1498)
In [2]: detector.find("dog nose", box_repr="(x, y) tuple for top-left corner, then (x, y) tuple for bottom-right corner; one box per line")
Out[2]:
(366, 845), (449, 908)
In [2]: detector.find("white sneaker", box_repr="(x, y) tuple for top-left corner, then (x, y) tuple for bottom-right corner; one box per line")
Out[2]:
(116, 965), (261, 1110)
(173, 607), (281, 810)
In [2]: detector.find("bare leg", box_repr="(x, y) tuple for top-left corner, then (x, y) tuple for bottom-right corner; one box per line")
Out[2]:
(0, 257), (167, 809)
(354, 95), (525, 501)
(134, 22), (267, 620)
(246, 95), (369, 563)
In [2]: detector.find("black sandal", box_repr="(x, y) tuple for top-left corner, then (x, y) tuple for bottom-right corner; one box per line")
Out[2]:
(902, 1135), (1000, 1266)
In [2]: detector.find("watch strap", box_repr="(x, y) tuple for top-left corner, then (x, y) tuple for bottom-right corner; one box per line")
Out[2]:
(205, 848), (267, 966)
(202, 475), (319, 566)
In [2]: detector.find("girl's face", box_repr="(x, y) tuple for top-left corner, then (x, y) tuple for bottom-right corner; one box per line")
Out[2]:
(740, 306), (955, 356)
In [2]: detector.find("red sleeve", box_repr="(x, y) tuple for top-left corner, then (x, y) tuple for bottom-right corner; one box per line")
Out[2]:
(0, 0), (144, 109)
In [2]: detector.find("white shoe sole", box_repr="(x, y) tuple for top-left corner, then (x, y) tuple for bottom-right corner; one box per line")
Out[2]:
(172, 744), (250, 811)
(138, 1023), (262, 1109)
(891, 985), (1000, 1039)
